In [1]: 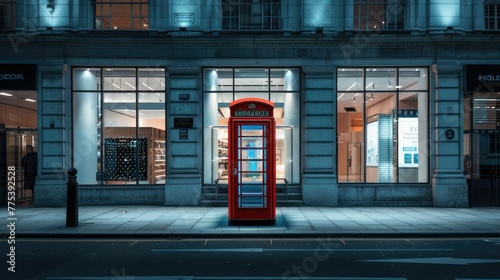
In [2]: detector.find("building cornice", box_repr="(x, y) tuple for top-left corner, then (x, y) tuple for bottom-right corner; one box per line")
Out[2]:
(1, 31), (500, 49)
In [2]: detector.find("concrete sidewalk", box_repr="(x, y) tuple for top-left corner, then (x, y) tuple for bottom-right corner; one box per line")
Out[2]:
(1, 205), (500, 238)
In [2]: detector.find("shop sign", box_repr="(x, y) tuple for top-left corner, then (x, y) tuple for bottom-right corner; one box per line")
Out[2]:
(466, 65), (500, 92)
(0, 64), (36, 90)
(234, 110), (270, 117)
(174, 118), (193, 128)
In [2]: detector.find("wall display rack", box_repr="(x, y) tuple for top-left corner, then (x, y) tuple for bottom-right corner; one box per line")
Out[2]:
(104, 137), (148, 181)
(218, 138), (229, 179)
(103, 127), (165, 184)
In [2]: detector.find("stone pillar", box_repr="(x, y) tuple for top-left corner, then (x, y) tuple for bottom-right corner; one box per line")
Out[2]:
(431, 63), (468, 207)
(302, 68), (338, 206)
(149, 0), (169, 30)
(473, 0), (485, 31)
(164, 69), (202, 205)
(35, 63), (70, 207)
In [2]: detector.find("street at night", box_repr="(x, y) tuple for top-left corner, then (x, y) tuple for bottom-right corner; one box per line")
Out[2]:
(1, 237), (500, 280)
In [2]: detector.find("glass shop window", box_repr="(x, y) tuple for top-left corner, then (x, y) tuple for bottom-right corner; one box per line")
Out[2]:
(72, 67), (165, 185)
(337, 67), (428, 183)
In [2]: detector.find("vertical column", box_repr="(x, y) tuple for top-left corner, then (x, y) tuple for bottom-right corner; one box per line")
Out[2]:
(473, 0), (485, 31)
(344, 0), (354, 31)
(149, 0), (169, 30)
(404, 0), (427, 32)
(302, 0), (333, 32)
(431, 63), (468, 207)
(74, 0), (95, 30)
(302, 68), (337, 206)
(282, 0), (301, 31)
(35, 63), (70, 207)
(165, 69), (202, 205)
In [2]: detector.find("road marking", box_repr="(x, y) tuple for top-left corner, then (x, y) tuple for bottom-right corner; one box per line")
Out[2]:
(360, 257), (500, 265)
(47, 277), (406, 280)
(152, 248), (453, 253)
(47, 277), (194, 280)
(483, 239), (500, 245)
(153, 248), (265, 253)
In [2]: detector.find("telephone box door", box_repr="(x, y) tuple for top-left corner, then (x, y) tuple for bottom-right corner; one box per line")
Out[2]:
(228, 98), (276, 225)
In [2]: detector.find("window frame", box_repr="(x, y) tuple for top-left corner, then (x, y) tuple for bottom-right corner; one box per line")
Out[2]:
(93, 0), (149, 30)
(485, 1), (500, 30)
(222, 0), (281, 31)
(71, 66), (166, 186)
(336, 67), (429, 184)
(353, 0), (405, 31)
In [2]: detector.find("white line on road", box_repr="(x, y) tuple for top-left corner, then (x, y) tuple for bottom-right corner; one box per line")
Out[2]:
(151, 248), (453, 253)
(360, 257), (500, 265)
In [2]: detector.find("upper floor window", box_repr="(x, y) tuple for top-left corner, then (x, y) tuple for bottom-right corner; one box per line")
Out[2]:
(354, 0), (404, 31)
(222, 0), (280, 30)
(485, 1), (500, 30)
(94, 0), (148, 30)
(0, 0), (16, 30)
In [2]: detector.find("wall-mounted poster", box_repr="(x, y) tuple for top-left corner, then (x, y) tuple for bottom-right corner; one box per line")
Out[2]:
(398, 117), (418, 168)
(366, 121), (378, 167)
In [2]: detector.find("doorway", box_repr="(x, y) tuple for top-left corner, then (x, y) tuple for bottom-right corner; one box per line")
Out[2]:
(0, 127), (38, 205)
(466, 130), (500, 207)
(347, 142), (362, 182)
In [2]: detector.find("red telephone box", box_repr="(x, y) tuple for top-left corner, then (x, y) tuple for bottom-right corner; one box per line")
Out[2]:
(228, 98), (276, 225)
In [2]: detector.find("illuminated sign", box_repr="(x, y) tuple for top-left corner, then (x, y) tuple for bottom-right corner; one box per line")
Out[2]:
(478, 75), (500, 81)
(398, 117), (419, 168)
(366, 121), (378, 167)
(174, 13), (194, 24)
(234, 111), (270, 117)
(0, 64), (36, 90)
(466, 65), (500, 92)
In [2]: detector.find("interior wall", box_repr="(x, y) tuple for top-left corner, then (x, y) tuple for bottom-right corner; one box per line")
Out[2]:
(0, 103), (37, 128)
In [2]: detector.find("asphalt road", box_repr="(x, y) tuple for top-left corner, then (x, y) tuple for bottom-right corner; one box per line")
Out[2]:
(1, 237), (500, 280)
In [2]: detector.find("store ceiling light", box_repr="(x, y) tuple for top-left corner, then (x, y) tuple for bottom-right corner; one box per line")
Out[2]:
(25, 98), (36, 102)
(0, 92), (13, 96)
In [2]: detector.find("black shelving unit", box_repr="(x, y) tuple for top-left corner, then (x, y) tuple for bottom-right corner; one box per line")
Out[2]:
(104, 137), (147, 181)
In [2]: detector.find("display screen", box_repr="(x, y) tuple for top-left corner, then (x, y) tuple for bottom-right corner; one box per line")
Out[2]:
(366, 121), (378, 167)
(398, 117), (419, 168)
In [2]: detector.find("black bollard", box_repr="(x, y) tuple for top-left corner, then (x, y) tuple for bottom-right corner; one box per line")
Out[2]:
(66, 168), (78, 227)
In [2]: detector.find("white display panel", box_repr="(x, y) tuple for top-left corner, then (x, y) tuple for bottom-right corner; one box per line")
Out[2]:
(366, 121), (378, 167)
(398, 117), (419, 168)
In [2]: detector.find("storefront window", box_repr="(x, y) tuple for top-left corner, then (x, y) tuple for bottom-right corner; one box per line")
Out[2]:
(72, 67), (165, 185)
(203, 67), (300, 185)
(337, 67), (428, 183)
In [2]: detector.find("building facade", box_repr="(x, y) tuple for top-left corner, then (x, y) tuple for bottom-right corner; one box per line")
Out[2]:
(0, 0), (499, 208)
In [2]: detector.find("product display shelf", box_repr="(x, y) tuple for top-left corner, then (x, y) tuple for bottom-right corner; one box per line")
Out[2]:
(103, 127), (166, 184)
(218, 138), (229, 179)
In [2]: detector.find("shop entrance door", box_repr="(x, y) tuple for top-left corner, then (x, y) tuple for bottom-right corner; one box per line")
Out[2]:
(468, 131), (500, 207)
(0, 127), (38, 205)
(347, 142), (362, 182)
(228, 98), (276, 225)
